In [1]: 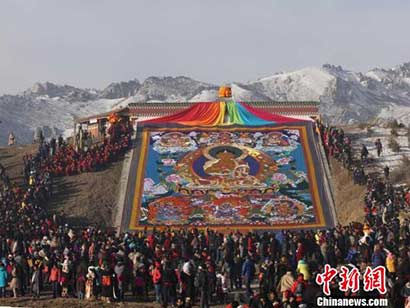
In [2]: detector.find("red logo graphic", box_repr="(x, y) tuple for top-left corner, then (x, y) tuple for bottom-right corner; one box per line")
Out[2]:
(315, 264), (338, 296)
(316, 265), (386, 296)
(363, 266), (386, 294)
(339, 266), (360, 294)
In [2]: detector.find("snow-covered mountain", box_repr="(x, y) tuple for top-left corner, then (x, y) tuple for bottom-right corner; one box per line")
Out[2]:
(131, 76), (217, 102)
(1, 62), (410, 145)
(100, 79), (141, 99)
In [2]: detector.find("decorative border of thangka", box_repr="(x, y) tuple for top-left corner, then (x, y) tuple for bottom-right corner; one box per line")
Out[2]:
(122, 122), (335, 231)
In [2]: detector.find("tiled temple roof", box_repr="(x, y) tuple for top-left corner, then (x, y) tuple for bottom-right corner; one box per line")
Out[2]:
(128, 101), (319, 117)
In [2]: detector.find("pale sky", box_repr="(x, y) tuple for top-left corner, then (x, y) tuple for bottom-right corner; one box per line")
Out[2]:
(1, 0), (410, 95)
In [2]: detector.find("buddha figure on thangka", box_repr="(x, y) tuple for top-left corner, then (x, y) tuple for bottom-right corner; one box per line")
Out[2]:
(136, 127), (322, 229)
(175, 143), (278, 193)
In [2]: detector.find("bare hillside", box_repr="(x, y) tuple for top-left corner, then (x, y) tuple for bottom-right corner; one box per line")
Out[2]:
(0, 144), (37, 183)
(329, 158), (367, 224)
(0, 145), (124, 227)
(47, 161), (123, 227)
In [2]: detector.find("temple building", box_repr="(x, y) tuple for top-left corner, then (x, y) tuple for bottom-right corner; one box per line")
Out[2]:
(75, 99), (320, 142)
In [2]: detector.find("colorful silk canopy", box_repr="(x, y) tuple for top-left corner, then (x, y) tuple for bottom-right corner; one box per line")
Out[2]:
(142, 102), (305, 126)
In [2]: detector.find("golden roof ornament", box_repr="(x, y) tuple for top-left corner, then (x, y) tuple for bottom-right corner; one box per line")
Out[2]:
(218, 85), (232, 98)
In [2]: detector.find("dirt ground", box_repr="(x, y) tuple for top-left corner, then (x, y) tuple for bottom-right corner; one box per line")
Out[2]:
(0, 145), (124, 228)
(0, 295), (235, 308)
(0, 297), (161, 308)
(329, 158), (367, 225)
(0, 144), (37, 183)
(47, 160), (123, 227)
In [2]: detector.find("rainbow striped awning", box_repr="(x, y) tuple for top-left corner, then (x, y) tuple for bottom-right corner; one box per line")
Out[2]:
(142, 101), (306, 126)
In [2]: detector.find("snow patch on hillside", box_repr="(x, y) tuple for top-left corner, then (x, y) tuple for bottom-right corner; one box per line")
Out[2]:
(189, 89), (218, 102)
(350, 126), (410, 171)
(251, 67), (335, 101)
(378, 105), (410, 125)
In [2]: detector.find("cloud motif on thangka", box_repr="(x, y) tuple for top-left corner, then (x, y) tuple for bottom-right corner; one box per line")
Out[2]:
(271, 173), (289, 184)
(254, 131), (299, 153)
(261, 196), (314, 223)
(294, 171), (308, 184)
(161, 158), (176, 166)
(143, 178), (168, 195)
(152, 132), (197, 154)
(276, 156), (295, 166)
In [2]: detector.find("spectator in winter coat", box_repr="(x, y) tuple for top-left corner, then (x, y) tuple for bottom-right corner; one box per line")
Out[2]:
(260, 261), (275, 295)
(390, 276), (406, 308)
(371, 245), (385, 267)
(114, 261), (125, 300)
(151, 261), (162, 303)
(31, 265), (41, 298)
(361, 144), (369, 161)
(295, 242), (305, 262)
(162, 262), (178, 307)
(231, 254), (242, 290)
(401, 281), (410, 308)
(290, 274), (307, 304)
(181, 259), (195, 302)
(100, 263), (113, 303)
(386, 252), (396, 276)
(49, 264), (61, 298)
(375, 139), (383, 157)
(196, 265), (209, 308)
(0, 262), (8, 298)
(85, 267), (96, 300)
(206, 262), (217, 303)
(134, 269), (145, 299)
(242, 255), (255, 296)
(76, 274), (86, 300)
(8, 132), (15, 146)
(10, 263), (20, 298)
(277, 271), (295, 293)
(302, 279), (321, 307)
(281, 290), (297, 308)
(276, 256), (291, 282)
(296, 259), (310, 280)
(405, 190), (410, 206)
(383, 165), (390, 180)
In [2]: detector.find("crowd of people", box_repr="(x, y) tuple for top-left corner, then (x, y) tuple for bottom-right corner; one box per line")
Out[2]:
(0, 121), (132, 300)
(35, 123), (131, 177)
(317, 122), (410, 223)
(0, 120), (409, 307)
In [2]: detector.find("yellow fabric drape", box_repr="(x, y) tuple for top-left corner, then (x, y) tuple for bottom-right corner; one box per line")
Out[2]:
(179, 102), (226, 126)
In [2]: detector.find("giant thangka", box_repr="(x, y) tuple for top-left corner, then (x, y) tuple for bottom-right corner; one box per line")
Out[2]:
(123, 102), (334, 230)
